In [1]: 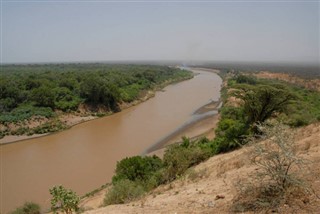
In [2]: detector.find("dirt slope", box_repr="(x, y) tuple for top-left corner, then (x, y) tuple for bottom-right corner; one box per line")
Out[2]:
(81, 123), (320, 214)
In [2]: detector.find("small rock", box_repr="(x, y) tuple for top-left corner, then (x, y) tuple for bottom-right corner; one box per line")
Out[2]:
(207, 201), (215, 207)
(215, 195), (225, 200)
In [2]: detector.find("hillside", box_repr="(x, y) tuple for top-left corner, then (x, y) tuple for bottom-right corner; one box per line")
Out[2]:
(80, 122), (320, 213)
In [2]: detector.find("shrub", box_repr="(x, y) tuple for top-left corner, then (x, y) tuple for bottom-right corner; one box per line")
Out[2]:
(32, 120), (66, 134)
(112, 155), (163, 184)
(197, 137), (217, 155)
(252, 123), (305, 190)
(213, 118), (249, 153)
(232, 122), (310, 212)
(11, 127), (30, 136)
(104, 179), (145, 205)
(219, 106), (245, 121)
(49, 185), (80, 214)
(162, 142), (210, 182)
(10, 202), (40, 214)
(0, 105), (54, 123)
(234, 74), (257, 85)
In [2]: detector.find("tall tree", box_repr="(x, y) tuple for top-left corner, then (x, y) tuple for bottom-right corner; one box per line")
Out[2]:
(232, 84), (295, 126)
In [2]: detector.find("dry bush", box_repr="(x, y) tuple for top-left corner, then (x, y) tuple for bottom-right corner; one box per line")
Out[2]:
(185, 167), (208, 182)
(232, 122), (312, 213)
(216, 158), (246, 178)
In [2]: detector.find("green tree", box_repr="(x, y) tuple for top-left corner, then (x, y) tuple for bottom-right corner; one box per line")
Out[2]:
(80, 75), (120, 111)
(49, 185), (80, 214)
(112, 155), (163, 183)
(31, 86), (55, 108)
(0, 78), (21, 111)
(54, 87), (81, 111)
(214, 118), (248, 152)
(232, 84), (295, 127)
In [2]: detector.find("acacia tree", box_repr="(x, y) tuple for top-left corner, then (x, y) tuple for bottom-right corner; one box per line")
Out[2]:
(232, 84), (295, 129)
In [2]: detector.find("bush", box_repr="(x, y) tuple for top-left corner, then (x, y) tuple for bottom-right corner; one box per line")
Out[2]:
(112, 155), (163, 184)
(11, 127), (30, 136)
(252, 123), (306, 190)
(49, 185), (80, 214)
(104, 179), (145, 205)
(213, 118), (249, 153)
(0, 105), (54, 123)
(232, 122), (310, 212)
(234, 74), (257, 85)
(219, 106), (245, 121)
(32, 120), (66, 134)
(10, 202), (40, 214)
(162, 142), (210, 182)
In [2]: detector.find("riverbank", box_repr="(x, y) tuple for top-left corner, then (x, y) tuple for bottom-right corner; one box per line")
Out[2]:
(0, 76), (193, 145)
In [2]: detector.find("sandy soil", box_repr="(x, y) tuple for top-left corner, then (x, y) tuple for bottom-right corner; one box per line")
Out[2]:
(81, 122), (320, 214)
(0, 134), (48, 145)
(0, 115), (96, 145)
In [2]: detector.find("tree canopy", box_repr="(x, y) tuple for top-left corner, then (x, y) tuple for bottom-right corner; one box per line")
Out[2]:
(232, 84), (295, 125)
(0, 63), (192, 123)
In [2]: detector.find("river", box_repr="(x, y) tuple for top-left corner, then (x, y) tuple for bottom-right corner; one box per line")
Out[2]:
(0, 69), (222, 213)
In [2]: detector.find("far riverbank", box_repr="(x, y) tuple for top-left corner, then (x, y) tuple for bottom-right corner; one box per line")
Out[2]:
(0, 75), (192, 145)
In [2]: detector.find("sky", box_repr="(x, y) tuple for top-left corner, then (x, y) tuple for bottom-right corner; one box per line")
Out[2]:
(1, 0), (319, 64)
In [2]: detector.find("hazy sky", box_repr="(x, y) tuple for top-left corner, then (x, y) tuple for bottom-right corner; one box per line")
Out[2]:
(1, 0), (319, 64)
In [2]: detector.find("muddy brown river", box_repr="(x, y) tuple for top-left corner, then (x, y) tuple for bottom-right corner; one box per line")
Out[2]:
(0, 69), (222, 213)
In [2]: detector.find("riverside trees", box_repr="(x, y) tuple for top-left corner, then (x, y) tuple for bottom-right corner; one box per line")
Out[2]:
(0, 64), (192, 124)
(212, 74), (319, 153)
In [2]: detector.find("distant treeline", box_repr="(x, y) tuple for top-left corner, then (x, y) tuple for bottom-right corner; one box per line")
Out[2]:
(0, 63), (192, 123)
(192, 62), (320, 78)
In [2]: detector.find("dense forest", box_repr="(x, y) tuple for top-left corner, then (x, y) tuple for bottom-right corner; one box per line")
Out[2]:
(0, 63), (193, 138)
